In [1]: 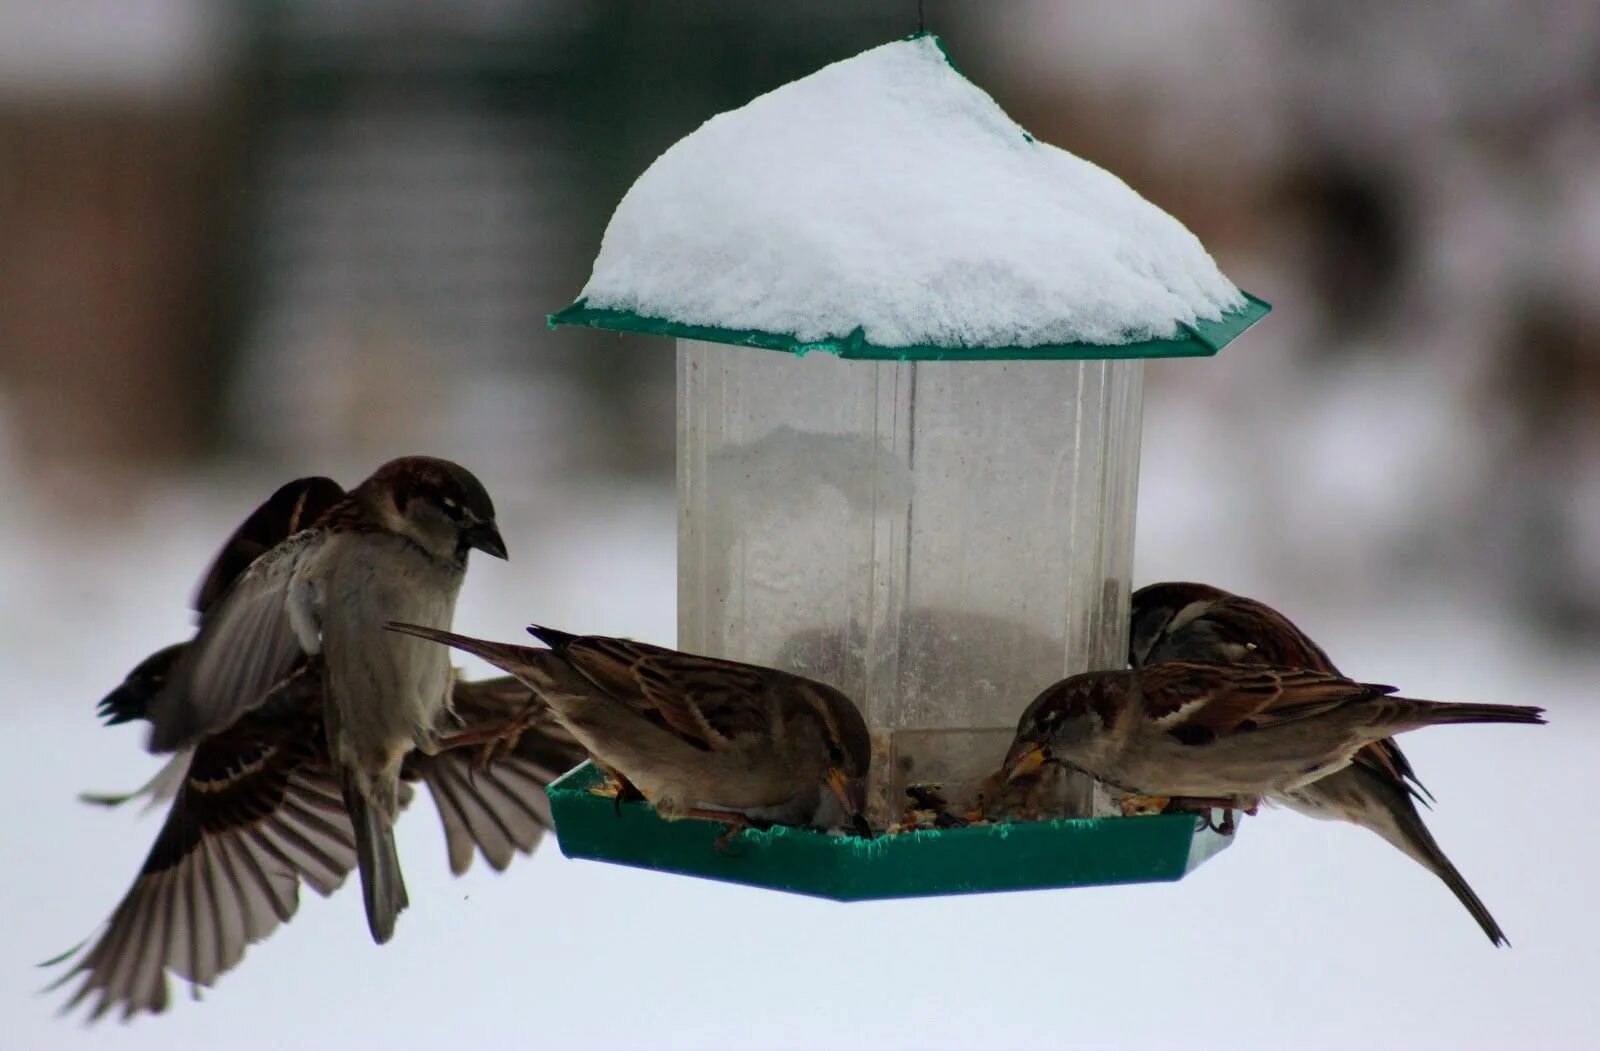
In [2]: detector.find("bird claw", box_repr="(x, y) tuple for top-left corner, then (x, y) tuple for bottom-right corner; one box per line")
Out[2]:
(712, 823), (748, 855)
(437, 704), (538, 769)
(1155, 796), (1242, 836)
(1119, 794), (1172, 817)
(681, 808), (770, 854)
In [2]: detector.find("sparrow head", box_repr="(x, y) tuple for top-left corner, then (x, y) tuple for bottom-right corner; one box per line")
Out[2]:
(806, 683), (872, 836)
(364, 456), (508, 564)
(98, 643), (189, 725)
(1002, 671), (1123, 781)
(1128, 581), (1229, 668)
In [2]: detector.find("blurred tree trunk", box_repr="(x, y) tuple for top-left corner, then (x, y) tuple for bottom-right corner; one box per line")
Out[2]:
(0, 103), (231, 478)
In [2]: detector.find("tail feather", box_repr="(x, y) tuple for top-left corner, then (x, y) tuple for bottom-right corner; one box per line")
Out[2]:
(526, 624), (578, 652)
(1386, 796), (1508, 947)
(384, 622), (538, 679)
(1335, 766), (1508, 946)
(340, 770), (408, 945)
(1403, 701), (1546, 728)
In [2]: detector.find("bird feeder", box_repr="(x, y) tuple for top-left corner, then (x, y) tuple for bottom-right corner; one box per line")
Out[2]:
(546, 35), (1268, 900)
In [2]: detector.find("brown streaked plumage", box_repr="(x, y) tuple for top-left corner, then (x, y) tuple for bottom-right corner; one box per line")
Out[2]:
(57, 664), (359, 1022)
(58, 471), (582, 1021)
(386, 623), (872, 836)
(1130, 581), (1516, 945)
(61, 666), (586, 1021)
(147, 456), (508, 945)
(1002, 661), (1543, 817)
(403, 675), (586, 875)
(194, 476), (347, 615)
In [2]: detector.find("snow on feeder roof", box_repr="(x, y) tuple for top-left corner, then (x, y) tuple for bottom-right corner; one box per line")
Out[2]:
(545, 34), (1260, 900)
(551, 33), (1268, 359)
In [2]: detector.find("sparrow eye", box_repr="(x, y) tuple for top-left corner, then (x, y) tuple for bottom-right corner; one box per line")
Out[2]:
(439, 495), (463, 520)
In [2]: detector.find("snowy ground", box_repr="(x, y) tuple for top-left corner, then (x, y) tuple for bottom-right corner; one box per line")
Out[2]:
(5, 451), (1597, 1050)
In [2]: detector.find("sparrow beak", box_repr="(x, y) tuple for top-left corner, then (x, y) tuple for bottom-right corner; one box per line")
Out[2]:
(463, 521), (509, 560)
(825, 767), (872, 839)
(1001, 739), (1049, 784)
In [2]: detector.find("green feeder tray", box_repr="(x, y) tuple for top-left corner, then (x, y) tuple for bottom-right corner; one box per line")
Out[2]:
(547, 762), (1236, 902)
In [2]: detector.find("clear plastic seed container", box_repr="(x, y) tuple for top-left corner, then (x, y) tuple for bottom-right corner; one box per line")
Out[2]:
(677, 340), (1144, 825)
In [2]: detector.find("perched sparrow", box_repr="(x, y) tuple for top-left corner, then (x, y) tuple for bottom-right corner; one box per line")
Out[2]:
(58, 472), (586, 1020)
(147, 456), (508, 944)
(386, 624), (873, 837)
(1001, 661), (1544, 816)
(1130, 581), (1511, 945)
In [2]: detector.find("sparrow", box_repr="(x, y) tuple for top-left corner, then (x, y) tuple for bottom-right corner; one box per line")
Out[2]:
(385, 624), (873, 837)
(82, 476), (347, 811)
(57, 472), (586, 1020)
(146, 456), (508, 944)
(59, 663), (585, 1021)
(1129, 581), (1511, 945)
(1001, 661), (1544, 818)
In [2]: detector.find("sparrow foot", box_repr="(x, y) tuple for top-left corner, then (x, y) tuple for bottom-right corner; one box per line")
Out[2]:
(436, 713), (524, 757)
(1159, 796), (1243, 835)
(682, 809), (771, 854)
(612, 776), (646, 817)
(1119, 794), (1172, 817)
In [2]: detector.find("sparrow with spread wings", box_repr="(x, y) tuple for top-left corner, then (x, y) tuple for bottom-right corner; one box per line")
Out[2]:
(56, 468), (587, 1021)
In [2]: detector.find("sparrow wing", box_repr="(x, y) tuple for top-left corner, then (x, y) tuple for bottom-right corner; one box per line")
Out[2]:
(1135, 590), (1432, 801)
(193, 477), (346, 616)
(1188, 595), (1339, 671)
(1141, 662), (1396, 743)
(55, 678), (357, 1022)
(540, 631), (771, 750)
(147, 533), (322, 753)
(1349, 737), (1431, 804)
(403, 675), (586, 875)
(78, 750), (193, 812)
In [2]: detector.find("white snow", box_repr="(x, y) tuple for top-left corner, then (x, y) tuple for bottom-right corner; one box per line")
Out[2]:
(6, 467), (1599, 1049)
(576, 36), (1246, 351)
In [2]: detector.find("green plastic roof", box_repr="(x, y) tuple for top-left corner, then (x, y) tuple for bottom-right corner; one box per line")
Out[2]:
(549, 292), (1270, 361)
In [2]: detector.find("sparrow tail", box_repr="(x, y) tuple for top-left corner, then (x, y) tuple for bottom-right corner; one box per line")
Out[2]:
(1389, 800), (1508, 946)
(525, 624), (579, 652)
(1398, 701), (1546, 730)
(386, 623), (572, 696)
(341, 769), (409, 945)
(385, 623), (537, 675)
(1342, 766), (1508, 946)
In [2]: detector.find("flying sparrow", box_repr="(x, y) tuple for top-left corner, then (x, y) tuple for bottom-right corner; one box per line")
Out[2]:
(385, 624), (873, 837)
(146, 456), (508, 944)
(61, 663), (586, 1021)
(1001, 661), (1544, 819)
(82, 477), (347, 810)
(59, 472), (586, 1019)
(1130, 581), (1513, 945)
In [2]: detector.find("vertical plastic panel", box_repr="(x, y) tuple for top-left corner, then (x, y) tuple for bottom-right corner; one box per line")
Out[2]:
(678, 340), (1143, 824)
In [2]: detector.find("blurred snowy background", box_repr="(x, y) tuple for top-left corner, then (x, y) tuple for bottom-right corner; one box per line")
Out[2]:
(3, 2), (1597, 1048)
